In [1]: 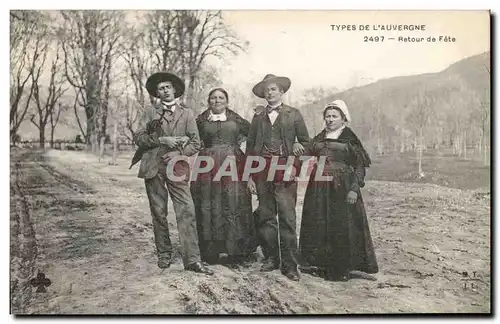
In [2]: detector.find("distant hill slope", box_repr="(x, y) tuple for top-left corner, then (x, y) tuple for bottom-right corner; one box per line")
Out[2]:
(299, 51), (491, 146)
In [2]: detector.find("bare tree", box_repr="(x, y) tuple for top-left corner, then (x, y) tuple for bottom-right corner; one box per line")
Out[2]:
(182, 11), (247, 106)
(145, 11), (181, 76)
(120, 23), (151, 139)
(58, 10), (124, 149)
(144, 10), (247, 108)
(374, 101), (384, 155)
(49, 102), (69, 148)
(397, 105), (409, 153)
(480, 64), (491, 165)
(297, 86), (339, 135)
(114, 10), (247, 138)
(189, 64), (222, 114)
(406, 87), (435, 176)
(107, 94), (127, 165)
(10, 11), (47, 145)
(30, 45), (68, 148)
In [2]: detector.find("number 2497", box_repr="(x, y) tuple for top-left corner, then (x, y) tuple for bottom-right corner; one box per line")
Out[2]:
(364, 36), (384, 42)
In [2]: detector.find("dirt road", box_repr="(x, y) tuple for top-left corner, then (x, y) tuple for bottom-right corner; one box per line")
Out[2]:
(10, 148), (491, 314)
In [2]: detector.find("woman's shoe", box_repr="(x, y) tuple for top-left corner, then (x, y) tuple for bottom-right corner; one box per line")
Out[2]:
(325, 269), (349, 282)
(299, 265), (325, 278)
(349, 270), (377, 281)
(202, 253), (219, 265)
(325, 274), (349, 282)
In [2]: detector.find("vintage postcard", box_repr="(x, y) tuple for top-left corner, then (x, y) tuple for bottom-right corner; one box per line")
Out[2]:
(9, 9), (491, 315)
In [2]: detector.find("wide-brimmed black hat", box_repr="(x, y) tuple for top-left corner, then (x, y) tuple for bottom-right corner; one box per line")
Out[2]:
(146, 72), (185, 98)
(252, 74), (291, 98)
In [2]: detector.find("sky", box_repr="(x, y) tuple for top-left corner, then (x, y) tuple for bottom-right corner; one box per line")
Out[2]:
(210, 10), (490, 93)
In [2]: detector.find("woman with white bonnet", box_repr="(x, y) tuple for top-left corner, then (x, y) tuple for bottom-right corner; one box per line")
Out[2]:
(298, 99), (379, 281)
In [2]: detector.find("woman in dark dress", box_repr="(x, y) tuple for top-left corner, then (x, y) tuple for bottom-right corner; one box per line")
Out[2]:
(191, 88), (257, 267)
(299, 100), (378, 281)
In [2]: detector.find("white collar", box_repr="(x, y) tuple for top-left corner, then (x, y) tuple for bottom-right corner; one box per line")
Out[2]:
(208, 110), (227, 121)
(161, 99), (178, 111)
(267, 101), (282, 109)
(325, 125), (346, 139)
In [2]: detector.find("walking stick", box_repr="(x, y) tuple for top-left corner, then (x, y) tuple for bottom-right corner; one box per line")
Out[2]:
(277, 211), (282, 269)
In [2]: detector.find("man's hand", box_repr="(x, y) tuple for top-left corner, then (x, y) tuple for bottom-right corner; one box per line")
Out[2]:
(158, 136), (179, 148)
(346, 190), (358, 204)
(161, 150), (181, 163)
(175, 136), (190, 148)
(292, 142), (305, 156)
(247, 178), (257, 195)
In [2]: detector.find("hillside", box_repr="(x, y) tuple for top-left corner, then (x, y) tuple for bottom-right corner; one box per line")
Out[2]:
(299, 51), (491, 144)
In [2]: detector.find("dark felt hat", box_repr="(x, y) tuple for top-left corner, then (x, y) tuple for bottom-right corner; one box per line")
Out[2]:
(252, 74), (291, 98)
(146, 72), (185, 98)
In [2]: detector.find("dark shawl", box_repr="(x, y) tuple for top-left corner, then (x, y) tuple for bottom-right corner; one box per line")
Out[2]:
(312, 126), (371, 168)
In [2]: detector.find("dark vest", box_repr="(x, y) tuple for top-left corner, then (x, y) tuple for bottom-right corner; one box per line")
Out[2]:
(262, 113), (284, 157)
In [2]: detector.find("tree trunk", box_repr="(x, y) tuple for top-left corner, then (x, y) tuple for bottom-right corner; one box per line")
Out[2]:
(418, 127), (423, 175)
(415, 140), (420, 167)
(478, 136), (482, 155)
(377, 134), (383, 155)
(11, 132), (17, 146)
(483, 123), (488, 166)
(99, 136), (106, 161)
(39, 127), (45, 149)
(463, 131), (467, 160)
(90, 133), (98, 153)
(50, 127), (55, 148)
(400, 131), (405, 153)
(376, 106), (382, 155)
(112, 119), (118, 165)
(484, 141), (488, 166)
(368, 128), (375, 157)
(456, 135), (462, 157)
(479, 114), (488, 165)
(86, 123), (94, 146)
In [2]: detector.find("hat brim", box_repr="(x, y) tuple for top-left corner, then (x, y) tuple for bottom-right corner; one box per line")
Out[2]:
(146, 72), (185, 99)
(252, 76), (291, 98)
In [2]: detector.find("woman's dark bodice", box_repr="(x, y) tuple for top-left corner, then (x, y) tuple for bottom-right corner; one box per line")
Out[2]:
(198, 119), (242, 147)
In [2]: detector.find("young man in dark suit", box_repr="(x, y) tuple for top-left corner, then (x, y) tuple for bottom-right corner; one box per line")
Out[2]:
(246, 74), (310, 281)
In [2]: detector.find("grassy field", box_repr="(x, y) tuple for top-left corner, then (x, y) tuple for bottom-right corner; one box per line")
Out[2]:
(367, 149), (490, 191)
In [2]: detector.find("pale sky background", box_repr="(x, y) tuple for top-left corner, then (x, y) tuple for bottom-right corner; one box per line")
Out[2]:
(212, 10), (490, 93)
